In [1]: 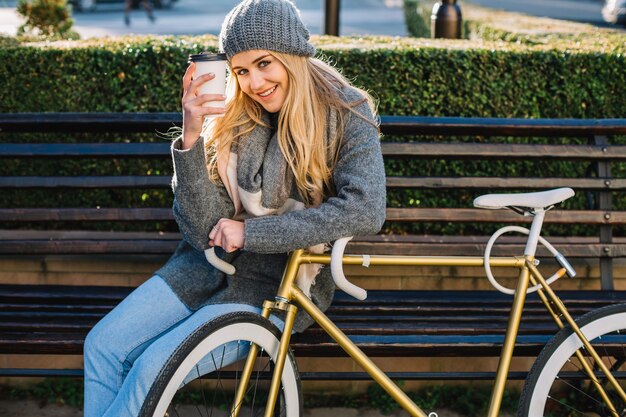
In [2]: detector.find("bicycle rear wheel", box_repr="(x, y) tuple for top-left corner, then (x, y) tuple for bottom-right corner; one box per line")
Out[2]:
(519, 303), (626, 417)
(139, 311), (302, 417)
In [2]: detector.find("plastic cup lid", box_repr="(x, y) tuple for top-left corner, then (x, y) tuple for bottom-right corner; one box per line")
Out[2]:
(188, 52), (228, 63)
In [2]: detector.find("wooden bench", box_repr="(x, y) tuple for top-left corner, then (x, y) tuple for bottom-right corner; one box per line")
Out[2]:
(1, 113), (626, 381)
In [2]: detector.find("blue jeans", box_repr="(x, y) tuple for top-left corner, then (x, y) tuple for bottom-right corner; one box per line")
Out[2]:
(83, 275), (283, 417)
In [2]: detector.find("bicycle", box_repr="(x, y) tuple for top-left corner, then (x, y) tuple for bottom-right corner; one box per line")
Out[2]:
(139, 187), (626, 417)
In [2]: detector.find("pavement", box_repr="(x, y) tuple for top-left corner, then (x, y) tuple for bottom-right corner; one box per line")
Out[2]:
(0, 0), (409, 39)
(0, 400), (484, 417)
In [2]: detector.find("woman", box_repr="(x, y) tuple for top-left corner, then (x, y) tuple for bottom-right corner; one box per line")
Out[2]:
(83, 0), (386, 415)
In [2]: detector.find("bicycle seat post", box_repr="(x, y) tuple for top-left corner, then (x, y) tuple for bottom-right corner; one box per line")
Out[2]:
(524, 208), (546, 258)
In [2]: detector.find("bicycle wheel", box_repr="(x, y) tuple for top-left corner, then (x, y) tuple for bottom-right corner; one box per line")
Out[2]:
(519, 303), (626, 417)
(139, 311), (302, 417)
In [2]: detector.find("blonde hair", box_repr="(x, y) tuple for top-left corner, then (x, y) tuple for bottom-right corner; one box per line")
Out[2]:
(203, 52), (378, 205)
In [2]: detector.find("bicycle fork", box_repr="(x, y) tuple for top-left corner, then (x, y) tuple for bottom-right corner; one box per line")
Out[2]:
(229, 299), (298, 417)
(528, 260), (626, 417)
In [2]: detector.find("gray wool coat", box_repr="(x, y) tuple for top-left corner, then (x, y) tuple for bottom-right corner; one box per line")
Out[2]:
(156, 88), (387, 332)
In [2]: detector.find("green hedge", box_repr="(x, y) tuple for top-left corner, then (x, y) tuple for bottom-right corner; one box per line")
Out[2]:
(0, 33), (624, 117)
(1, 31), (625, 235)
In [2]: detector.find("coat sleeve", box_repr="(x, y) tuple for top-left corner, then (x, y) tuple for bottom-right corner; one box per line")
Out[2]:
(170, 137), (236, 251)
(243, 98), (387, 254)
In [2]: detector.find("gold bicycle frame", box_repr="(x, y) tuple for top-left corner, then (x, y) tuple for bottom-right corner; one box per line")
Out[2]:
(229, 250), (626, 417)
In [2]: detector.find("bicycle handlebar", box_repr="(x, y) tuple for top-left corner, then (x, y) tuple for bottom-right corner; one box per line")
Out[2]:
(203, 238), (368, 300)
(330, 237), (368, 300)
(205, 247), (236, 275)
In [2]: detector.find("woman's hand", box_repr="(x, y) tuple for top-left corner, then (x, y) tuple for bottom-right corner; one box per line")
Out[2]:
(181, 63), (227, 150)
(209, 218), (244, 253)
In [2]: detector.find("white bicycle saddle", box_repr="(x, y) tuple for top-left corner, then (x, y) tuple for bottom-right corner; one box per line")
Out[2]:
(473, 187), (574, 210)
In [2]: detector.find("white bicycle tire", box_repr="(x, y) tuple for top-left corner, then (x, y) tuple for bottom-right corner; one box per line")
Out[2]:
(520, 304), (626, 416)
(140, 312), (302, 417)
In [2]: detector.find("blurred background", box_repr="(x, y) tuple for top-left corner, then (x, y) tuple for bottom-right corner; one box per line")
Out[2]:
(0, 0), (623, 39)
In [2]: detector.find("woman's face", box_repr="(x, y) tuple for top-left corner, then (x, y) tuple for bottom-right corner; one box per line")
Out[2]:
(231, 50), (289, 114)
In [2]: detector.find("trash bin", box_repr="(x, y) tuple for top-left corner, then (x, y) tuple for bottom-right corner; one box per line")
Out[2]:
(431, 0), (462, 39)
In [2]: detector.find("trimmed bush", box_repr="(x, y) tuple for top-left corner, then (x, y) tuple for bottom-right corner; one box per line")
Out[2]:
(16, 0), (78, 40)
(403, 0), (431, 38)
(0, 34), (624, 117)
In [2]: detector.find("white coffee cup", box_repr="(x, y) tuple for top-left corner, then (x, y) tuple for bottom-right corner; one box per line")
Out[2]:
(188, 52), (228, 108)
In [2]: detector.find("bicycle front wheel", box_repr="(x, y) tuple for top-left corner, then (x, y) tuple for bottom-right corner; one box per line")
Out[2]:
(519, 303), (626, 417)
(139, 311), (302, 417)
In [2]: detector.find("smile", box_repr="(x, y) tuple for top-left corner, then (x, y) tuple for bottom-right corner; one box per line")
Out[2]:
(258, 86), (276, 98)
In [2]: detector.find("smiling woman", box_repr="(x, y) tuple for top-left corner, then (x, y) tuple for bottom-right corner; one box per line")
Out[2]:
(82, 1), (386, 416)
(231, 51), (289, 114)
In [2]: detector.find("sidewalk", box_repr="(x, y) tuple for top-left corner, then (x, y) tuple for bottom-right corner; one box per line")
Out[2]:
(0, 400), (486, 417)
(0, 0), (408, 38)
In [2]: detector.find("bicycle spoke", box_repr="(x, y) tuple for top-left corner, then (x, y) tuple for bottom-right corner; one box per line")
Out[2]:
(546, 394), (589, 416)
(210, 347), (234, 413)
(196, 363), (209, 417)
(250, 360), (261, 416)
(554, 373), (606, 408)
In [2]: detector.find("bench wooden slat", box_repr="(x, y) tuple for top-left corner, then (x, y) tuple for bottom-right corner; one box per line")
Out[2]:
(3, 114), (626, 136)
(0, 230), (180, 240)
(0, 333), (86, 354)
(0, 176), (171, 188)
(348, 241), (626, 257)
(2, 176), (620, 190)
(0, 231), (623, 257)
(0, 320), (559, 336)
(4, 142), (626, 161)
(381, 143), (626, 160)
(0, 143), (171, 158)
(0, 208), (174, 222)
(386, 176), (623, 190)
(0, 112), (181, 133)
(290, 336), (552, 357)
(0, 332), (547, 356)
(4, 208), (625, 225)
(385, 208), (626, 224)
(0, 240), (620, 257)
(1, 176), (619, 190)
(379, 116), (626, 136)
(3, 286), (622, 306)
(0, 240), (179, 254)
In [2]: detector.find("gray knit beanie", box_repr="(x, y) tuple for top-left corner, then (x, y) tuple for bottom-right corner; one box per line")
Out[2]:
(219, 0), (316, 60)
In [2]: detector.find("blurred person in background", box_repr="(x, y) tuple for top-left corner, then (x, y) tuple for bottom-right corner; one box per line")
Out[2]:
(124, 0), (156, 25)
